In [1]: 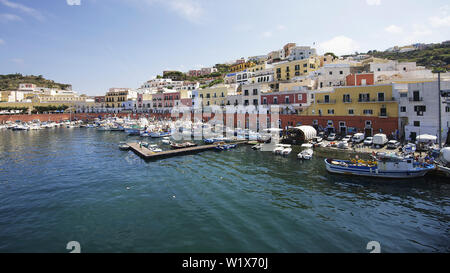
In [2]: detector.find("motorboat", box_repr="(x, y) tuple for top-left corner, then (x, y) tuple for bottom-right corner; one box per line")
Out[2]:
(162, 137), (171, 145)
(118, 142), (130, 151)
(324, 153), (435, 178)
(215, 143), (237, 151)
(148, 144), (162, 153)
(252, 143), (262, 150)
(298, 149), (313, 160)
(273, 144), (291, 155)
(170, 142), (197, 149)
(281, 146), (292, 156)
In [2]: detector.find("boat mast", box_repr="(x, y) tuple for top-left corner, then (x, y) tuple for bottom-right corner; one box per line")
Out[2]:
(438, 72), (442, 149)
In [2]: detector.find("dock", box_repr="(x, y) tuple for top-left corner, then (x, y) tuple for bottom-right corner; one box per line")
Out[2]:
(128, 141), (248, 160)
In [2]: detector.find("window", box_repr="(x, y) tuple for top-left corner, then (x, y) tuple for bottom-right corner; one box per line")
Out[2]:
(378, 93), (385, 102)
(324, 95), (330, 103)
(363, 109), (373, 115)
(327, 109), (335, 114)
(318, 109), (322, 115)
(446, 106), (450, 113)
(295, 65), (300, 70)
(413, 91), (421, 101)
(359, 93), (370, 102)
(340, 71), (343, 75)
(348, 109), (354, 115)
(274, 97), (278, 104)
(244, 90), (249, 96)
(343, 94), (351, 103)
(414, 121), (420, 127)
(400, 106), (406, 112)
(298, 94), (303, 101)
(263, 98), (267, 104)
(253, 89), (258, 95)
(285, 97), (290, 104)
(329, 71), (333, 75)
(327, 120), (333, 126)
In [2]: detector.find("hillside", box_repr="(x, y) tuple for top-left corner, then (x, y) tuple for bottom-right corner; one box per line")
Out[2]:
(366, 43), (450, 72)
(0, 74), (72, 91)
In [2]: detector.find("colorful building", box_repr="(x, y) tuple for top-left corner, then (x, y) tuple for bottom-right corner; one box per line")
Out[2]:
(229, 61), (256, 73)
(302, 84), (399, 136)
(274, 57), (321, 82)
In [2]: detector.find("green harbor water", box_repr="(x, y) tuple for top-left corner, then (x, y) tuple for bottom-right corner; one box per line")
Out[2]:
(0, 128), (449, 252)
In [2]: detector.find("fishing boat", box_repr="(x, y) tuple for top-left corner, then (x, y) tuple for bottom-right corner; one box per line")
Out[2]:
(298, 149), (313, 160)
(324, 153), (435, 178)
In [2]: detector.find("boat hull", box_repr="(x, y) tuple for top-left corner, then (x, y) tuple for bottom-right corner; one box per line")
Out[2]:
(324, 159), (434, 179)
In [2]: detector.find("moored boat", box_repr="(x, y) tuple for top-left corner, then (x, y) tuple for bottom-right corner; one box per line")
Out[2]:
(324, 153), (435, 178)
(298, 149), (313, 160)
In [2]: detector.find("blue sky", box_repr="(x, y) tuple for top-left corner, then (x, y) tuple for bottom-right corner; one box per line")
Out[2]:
(0, 0), (449, 95)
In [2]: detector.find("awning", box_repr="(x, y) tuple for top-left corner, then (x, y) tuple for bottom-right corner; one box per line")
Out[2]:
(416, 134), (438, 142)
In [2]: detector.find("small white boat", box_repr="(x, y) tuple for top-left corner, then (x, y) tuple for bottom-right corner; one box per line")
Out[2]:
(273, 144), (291, 155)
(162, 137), (171, 145)
(298, 149), (313, 160)
(281, 147), (292, 156)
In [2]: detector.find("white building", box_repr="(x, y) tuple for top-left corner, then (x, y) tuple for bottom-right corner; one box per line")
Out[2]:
(288, 46), (317, 61)
(398, 80), (450, 143)
(314, 64), (351, 89)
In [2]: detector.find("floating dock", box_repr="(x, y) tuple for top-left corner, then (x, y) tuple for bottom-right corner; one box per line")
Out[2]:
(128, 141), (247, 160)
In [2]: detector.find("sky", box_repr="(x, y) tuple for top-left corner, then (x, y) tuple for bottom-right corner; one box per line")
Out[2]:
(0, 0), (449, 95)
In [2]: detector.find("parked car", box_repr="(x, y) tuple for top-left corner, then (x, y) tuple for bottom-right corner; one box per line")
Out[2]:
(387, 140), (401, 149)
(364, 137), (373, 146)
(342, 135), (352, 142)
(327, 133), (337, 141)
(373, 134), (389, 148)
(352, 133), (365, 143)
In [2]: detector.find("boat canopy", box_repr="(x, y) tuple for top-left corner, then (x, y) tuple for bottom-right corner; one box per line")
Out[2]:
(282, 126), (317, 144)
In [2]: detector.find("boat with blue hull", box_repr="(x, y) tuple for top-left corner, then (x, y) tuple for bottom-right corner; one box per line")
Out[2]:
(324, 153), (435, 179)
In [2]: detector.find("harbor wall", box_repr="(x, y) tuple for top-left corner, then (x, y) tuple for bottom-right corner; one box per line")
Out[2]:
(0, 112), (398, 136)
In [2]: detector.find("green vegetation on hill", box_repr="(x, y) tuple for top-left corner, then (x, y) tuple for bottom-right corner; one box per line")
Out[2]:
(0, 74), (72, 91)
(367, 43), (450, 72)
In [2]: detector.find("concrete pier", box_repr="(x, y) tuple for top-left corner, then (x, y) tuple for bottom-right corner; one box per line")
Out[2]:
(128, 141), (247, 160)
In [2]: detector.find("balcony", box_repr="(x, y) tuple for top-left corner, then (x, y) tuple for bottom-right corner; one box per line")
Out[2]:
(358, 98), (396, 103)
(409, 97), (423, 102)
(317, 99), (336, 104)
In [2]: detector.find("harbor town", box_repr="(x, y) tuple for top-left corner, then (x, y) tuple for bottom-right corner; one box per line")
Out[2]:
(1, 0), (449, 255)
(2, 41), (450, 178)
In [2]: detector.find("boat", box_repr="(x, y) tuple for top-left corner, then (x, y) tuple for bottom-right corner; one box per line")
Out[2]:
(298, 149), (313, 160)
(118, 142), (130, 151)
(252, 143), (262, 150)
(125, 128), (141, 136)
(148, 144), (162, 153)
(215, 143), (237, 151)
(170, 142), (197, 149)
(281, 146), (292, 156)
(273, 144), (291, 155)
(162, 137), (171, 145)
(324, 153), (435, 178)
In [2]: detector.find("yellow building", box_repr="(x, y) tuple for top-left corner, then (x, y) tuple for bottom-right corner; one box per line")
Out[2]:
(303, 84), (398, 118)
(229, 61), (256, 73)
(274, 57), (321, 81)
(198, 85), (236, 107)
(247, 63), (266, 73)
(105, 88), (135, 108)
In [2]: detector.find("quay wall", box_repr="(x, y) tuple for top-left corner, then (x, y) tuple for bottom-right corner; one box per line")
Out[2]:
(0, 112), (398, 136)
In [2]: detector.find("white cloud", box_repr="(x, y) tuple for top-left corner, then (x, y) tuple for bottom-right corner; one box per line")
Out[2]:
(262, 31), (273, 38)
(166, 0), (203, 23)
(366, 0), (381, 6)
(0, 0), (44, 21)
(385, 25), (403, 34)
(401, 24), (433, 44)
(11, 58), (24, 65)
(66, 0), (81, 6)
(429, 15), (450, 27)
(0, 13), (22, 22)
(318, 36), (360, 56)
